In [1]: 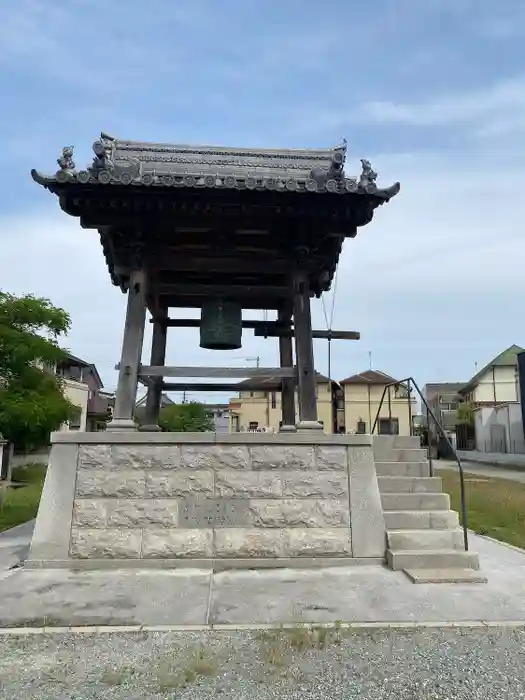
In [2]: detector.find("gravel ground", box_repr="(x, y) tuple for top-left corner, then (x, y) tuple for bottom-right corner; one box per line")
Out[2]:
(0, 627), (523, 699)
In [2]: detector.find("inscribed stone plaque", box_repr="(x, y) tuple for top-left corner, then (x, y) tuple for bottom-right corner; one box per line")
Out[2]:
(178, 498), (250, 528)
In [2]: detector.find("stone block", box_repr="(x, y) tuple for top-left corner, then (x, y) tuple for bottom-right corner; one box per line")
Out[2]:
(250, 445), (314, 470)
(106, 499), (178, 527)
(315, 445), (347, 470)
(283, 529), (352, 557)
(182, 445), (249, 470)
(78, 445), (111, 468)
(145, 470), (213, 497)
(109, 445), (181, 469)
(70, 528), (142, 558)
(248, 499), (349, 527)
(215, 471), (281, 498)
(142, 529), (213, 558)
(214, 528), (283, 558)
(76, 469), (146, 497)
(281, 472), (348, 498)
(72, 499), (107, 528)
(178, 498), (250, 527)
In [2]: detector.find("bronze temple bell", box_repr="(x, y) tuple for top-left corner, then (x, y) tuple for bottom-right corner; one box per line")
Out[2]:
(200, 299), (243, 350)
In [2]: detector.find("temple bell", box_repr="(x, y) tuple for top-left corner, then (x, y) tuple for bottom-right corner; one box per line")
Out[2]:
(200, 299), (242, 350)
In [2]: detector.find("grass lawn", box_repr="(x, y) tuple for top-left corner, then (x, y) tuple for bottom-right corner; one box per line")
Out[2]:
(440, 469), (525, 549)
(0, 463), (46, 533)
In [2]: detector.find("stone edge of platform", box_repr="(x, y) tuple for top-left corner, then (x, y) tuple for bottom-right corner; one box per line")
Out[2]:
(0, 620), (524, 636)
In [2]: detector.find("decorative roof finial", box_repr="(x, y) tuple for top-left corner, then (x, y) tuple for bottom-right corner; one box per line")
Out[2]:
(359, 158), (377, 191)
(57, 146), (75, 173)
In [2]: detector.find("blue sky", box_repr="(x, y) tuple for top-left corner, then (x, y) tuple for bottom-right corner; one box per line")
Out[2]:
(1, 0), (525, 401)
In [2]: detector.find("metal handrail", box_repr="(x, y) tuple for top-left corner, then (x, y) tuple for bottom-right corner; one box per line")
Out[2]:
(371, 377), (469, 552)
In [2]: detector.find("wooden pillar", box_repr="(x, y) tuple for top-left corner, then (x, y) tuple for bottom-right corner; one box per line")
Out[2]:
(140, 307), (168, 431)
(293, 271), (322, 430)
(107, 270), (147, 431)
(278, 307), (296, 431)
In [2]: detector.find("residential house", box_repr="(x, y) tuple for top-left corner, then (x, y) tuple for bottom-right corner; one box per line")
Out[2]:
(206, 404), (230, 433)
(458, 345), (525, 454)
(458, 344), (523, 406)
(55, 353), (113, 432)
(228, 372), (339, 434)
(423, 382), (464, 437)
(340, 370), (416, 436)
(136, 394), (229, 433)
(135, 392), (174, 411)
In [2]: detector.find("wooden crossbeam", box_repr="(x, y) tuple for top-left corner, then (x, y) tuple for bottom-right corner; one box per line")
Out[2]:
(153, 318), (290, 331)
(136, 366), (297, 378)
(147, 256), (290, 274)
(155, 284), (291, 298)
(162, 382), (283, 392)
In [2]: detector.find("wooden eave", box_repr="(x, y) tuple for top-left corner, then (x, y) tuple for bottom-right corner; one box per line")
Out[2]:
(31, 134), (400, 304)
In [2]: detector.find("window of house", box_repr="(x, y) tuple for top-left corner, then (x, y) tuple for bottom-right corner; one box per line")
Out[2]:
(249, 391), (254, 398)
(68, 407), (82, 431)
(249, 421), (259, 431)
(357, 420), (366, 434)
(378, 418), (399, 435)
(271, 392), (276, 409)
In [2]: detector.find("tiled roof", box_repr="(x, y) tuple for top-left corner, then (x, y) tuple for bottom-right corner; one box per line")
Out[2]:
(339, 370), (399, 385)
(31, 133), (400, 200)
(236, 371), (331, 390)
(459, 344), (525, 394)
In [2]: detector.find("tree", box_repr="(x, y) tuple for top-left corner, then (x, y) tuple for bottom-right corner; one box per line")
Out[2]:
(0, 292), (73, 451)
(456, 401), (474, 427)
(158, 402), (215, 432)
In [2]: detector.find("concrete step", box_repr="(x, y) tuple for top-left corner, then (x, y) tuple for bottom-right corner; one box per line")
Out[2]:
(381, 492), (450, 511)
(378, 476), (442, 493)
(387, 549), (480, 571)
(387, 529), (465, 551)
(373, 435), (422, 450)
(373, 448), (429, 463)
(404, 568), (487, 584)
(375, 461), (430, 477)
(384, 510), (459, 530)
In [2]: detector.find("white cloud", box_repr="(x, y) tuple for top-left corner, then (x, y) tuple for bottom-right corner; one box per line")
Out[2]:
(354, 77), (525, 128)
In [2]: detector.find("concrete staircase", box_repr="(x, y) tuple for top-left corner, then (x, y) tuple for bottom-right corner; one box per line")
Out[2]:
(374, 436), (486, 584)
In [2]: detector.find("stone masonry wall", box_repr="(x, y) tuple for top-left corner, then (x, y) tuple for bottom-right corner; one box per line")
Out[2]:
(70, 443), (353, 560)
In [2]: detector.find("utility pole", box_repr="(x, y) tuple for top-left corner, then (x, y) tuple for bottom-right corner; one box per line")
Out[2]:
(246, 356), (260, 368)
(369, 351), (372, 370)
(182, 390), (187, 403)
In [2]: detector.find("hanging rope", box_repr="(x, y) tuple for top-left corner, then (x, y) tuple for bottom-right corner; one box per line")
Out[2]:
(320, 268), (339, 383)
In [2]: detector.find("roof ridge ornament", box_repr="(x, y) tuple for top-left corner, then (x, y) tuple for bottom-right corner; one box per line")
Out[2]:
(358, 158), (377, 192)
(57, 146), (75, 174)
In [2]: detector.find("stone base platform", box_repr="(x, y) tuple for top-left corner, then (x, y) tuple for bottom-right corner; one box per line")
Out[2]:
(26, 432), (386, 570)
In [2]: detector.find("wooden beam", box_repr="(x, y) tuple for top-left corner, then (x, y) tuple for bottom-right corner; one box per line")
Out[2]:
(254, 328), (360, 340)
(161, 297), (284, 310)
(146, 255), (290, 274)
(162, 382), (281, 392)
(135, 366), (297, 378)
(154, 283), (292, 298)
(149, 318), (358, 340)
(154, 318), (290, 330)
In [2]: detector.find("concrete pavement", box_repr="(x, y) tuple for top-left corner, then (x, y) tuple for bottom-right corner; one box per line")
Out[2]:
(0, 534), (524, 627)
(437, 460), (525, 483)
(0, 520), (34, 571)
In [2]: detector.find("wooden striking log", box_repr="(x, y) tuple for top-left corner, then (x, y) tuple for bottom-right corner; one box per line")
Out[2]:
(255, 328), (360, 340)
(134, 366), (297, 378)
